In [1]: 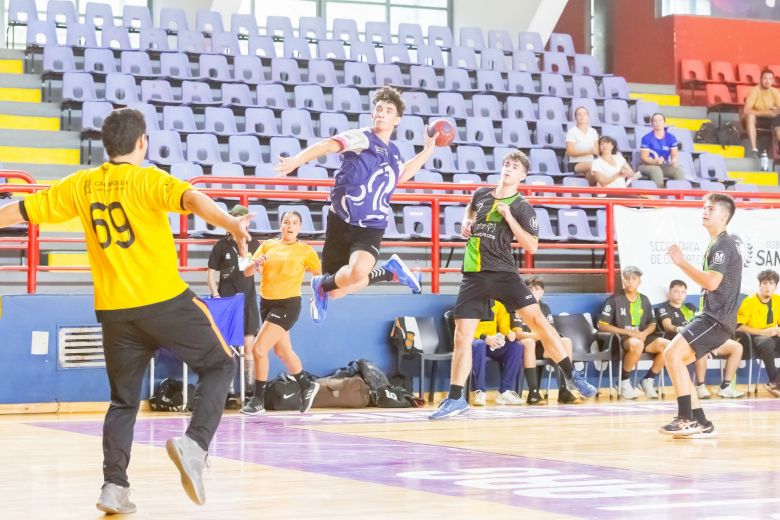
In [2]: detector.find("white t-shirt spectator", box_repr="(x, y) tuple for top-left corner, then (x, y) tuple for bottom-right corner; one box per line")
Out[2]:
(565, 126), (598, 163)
(592, 154), (629, 195)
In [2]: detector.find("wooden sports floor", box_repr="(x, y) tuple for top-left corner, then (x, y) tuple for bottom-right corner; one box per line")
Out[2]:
(1, 394), (779, 519)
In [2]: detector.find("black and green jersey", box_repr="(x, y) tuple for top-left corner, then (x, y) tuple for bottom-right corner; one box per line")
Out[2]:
(463, 187), (538, 273)
(655, 301), (697, 328)
(700, 231), (742, 334)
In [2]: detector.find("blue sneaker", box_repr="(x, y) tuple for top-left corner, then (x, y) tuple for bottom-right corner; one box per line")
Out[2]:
(310, 275), (328, 323)
(428, 397), (468, 420)
(572, 370), (597, 398)
(382, 254), (422, 294)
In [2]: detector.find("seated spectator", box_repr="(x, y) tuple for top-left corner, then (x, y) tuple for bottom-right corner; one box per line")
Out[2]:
(598, 266), (669, 399)
(470, 300), (524, 406)
(512, 277), (580, 404)
(591, 136), (641, 196)
(638, 113), (685, 188)
(736, 269), (780, 397)
(741, 68), (780, 158)
(656, 279), (744, 399)
(565, 106), (599, 184)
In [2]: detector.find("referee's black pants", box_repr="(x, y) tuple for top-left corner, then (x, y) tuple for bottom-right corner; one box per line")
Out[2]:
(100, 296), (235, 488)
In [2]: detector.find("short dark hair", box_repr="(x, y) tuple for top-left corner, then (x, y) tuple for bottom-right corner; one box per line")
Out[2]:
(598, 135), (618, 154)
(669, 279), (688, 289)
(502, 149), (530, 173)
(574, 106), (589, 116)
(101, 108), (146, 158)
(704, 192), (736, 224)
(525, 276), (544, 289)
(280, 210), (302, 223)
(758, 269), (780, 284)
(651, 112), (666, 122)
(372, 86), (405, 117)
(761, 68), (774, 79)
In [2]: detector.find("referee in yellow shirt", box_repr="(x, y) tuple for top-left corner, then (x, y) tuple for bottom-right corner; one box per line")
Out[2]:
(0, 108), (252, 513)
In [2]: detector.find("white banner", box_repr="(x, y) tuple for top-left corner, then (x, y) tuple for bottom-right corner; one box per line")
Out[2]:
(614, 206), (780, 303)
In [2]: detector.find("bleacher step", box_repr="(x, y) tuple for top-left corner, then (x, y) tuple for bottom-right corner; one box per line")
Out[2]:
(0, 128), (79, 148)
(630, 92), (680, 106)
(0, 60), (23, 75)
(664, 105), (709, 119)
(0, 50), (25, 60)
(724, 158), (758, 170)
(0, 101), (60, 117)
(0, 146), (79, 165)
(627, 83), (677, 95)
(727, 171), (778, 186)
(0, 114), (59, 131)
(693, 143), (745, 158)
(0, 73), (41, 89)
(666, 117), (709, 131)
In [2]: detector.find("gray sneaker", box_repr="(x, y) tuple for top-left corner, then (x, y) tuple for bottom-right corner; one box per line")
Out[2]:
(96, 482), (136, 514)
(166, 436), (207, 505)
(240, 396), (265, 416)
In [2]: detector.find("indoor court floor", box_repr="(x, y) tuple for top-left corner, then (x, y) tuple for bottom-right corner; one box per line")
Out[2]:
(1, 396), (779, 519)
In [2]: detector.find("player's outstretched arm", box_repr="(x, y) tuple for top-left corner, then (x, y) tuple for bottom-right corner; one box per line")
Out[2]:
(0, 201), (24, 229)
(274, 139), (342, 176)
(399, 126), (438, 183)
(183, 190), (252, 256)
(668, 244), (723, 291)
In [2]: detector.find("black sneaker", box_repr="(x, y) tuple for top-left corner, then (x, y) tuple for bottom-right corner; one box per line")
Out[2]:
(558, 388), (581, 404)
(526, 391), (547, 405)
(299, 381), (320, 413)
(240, 395), (265, 416)
(659, 416), (702, 436)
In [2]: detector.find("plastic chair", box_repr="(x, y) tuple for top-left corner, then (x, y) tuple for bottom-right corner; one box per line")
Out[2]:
(548, 33), (575, 55)
(257, 84), (290, 109)
(680, 59), (708, 85)
(318, 112), (350, 138)
(163, 105), (199, 133)
(398, 23), (425, 47)
(534, 121), (566, 148)
(696, 153), (729, 181)
(281, 108), (315, 139)
(425, 147), (465, 173)
(572, 74), (600, 99)
(186, 133), (223, 165)
(170, 162), (202, 182)
(43, 46), (76, 75)
(270, 57), (303, 84)
(245, 108), (279, 135)
(84, 2), (115, 29)
(204, 107), (239, 136)
(600, 124), (632, 151)
(100, 26), (131, 50)
(450, 46), (478, 69)
(633, 100), (660, 125)
(266, 15), (294, 39)
(530, 149), (563, 176)
(410, 65), (442, 91)
(428, 25), (454, 48)
(84, 48), (116, 74)
(402, 206), (432, 238)
(181, 81), (218, 105)
(342, 61), (374, 88)
(570, 98), (601, 123)
(437, 92), (468, 118)
(211, 32), (241, 56)
(331, 87), (364, 113)
(574, 54), (604, 76)
(196, 10), (224, 34)
(518, 31), (543, 52)
(540, 73), (568, 97)
(603, 99), (632, 126)
(667, 126), (694, 153)
(442, 205), (467, 239)
(66, 23), (98, 48)
(557, 209), (598, 241)
(177, 30), (208, 54)
(159, 8), (189, 33)
(62, 72), (99, 103)
(294, 85), (328, 111)
(148, 130), (185, 165)
(457, 146), (491, 173)
(602, 76), (629, 99)
(105, 73), (140, 105)
(382, 44), (412, 65)
(120, 51), (153, 77)
(197, 54), (232, 82)
(365, 20), (392, 44)
(465, 117), (498, 147)
(81, 101), (113, 132)
(534, 208), (564, 241)
(129, 102), (160, 130)
(537, 96), (568, 122)
(487, 29), (514, 51)
(228, 135), (263, 166)
(348, 41), (378, 64)
(282, 37), (312, 59)
(553, 314), (616, 397)
(396, 115), (425, 144)
(416, 45), (445, 68)
(512, 50), (540, 73)
(249, 36), (277, 58)
(7, 0), (38, 25)
(500, 119), (533, 147)
(710, 61), (736, 84)
(230, 14), (260, 38)
(543, 52), (571, 74)
(297, 166), (330, 192)
(307, 59), (339, 86)
(26, 20), (58, 46)
(234, 55), (265, 85)
(443, 67), (475, 91)
(375, 63), (405, 86)
(472, 94), (503, 120)
(141, 80), (177, 104)
(332, 18), (360, 43)
(122, 5), (151, 31)
(139, 28), (170, 52)
(270, 137), (302, 161)
(299, 16), (327, 41)
(476, 69), (508, 93)
(507, 72), (537, 94)
(316, 39), (346, 61)
(160, 52), (192, 80)
(705, 84), (734, 105)
(47, 0), (77, 26)
(480, 48), (509, 72)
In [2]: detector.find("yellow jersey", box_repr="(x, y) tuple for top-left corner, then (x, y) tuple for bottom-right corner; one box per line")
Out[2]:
(736, 293), (780, 330)
(252, 238), (320, 300)
(21, 162), (193, 319)
(474, 301), (513, 339)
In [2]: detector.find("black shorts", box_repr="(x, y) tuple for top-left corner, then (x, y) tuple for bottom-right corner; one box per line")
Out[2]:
(321, 210), (384, 275)
(260, 296), (302, 331)
(453, 271), (536, 319)
(244, 295), (260, 336)
(757, 115), (780, 129)
(681, 314), (732, 360)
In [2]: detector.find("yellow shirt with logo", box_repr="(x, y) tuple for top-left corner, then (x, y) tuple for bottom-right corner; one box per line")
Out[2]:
(736, 293), (780, 329)
(21, 163), (193, 315)
(474, 301), (513, 339)
(252, 239), (320, 300)
(745, 85), (780, 113)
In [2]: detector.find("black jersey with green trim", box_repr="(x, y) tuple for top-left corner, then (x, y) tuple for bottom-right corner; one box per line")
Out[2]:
(463, 187), (538, 273)
(700, 231), (742, 334)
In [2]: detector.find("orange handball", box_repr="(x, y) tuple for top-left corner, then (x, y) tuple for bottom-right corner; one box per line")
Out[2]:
(427, 118), (456, 147)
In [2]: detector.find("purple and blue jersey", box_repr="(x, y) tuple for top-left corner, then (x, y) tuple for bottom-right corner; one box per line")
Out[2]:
(330, 128), (404, 229)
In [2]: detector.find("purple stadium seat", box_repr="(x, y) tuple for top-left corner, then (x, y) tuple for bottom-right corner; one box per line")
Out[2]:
(317, 40), (347, 61)
(277, 205), (322, 235)
(403, 206), (432, 238)
(211, 32), (241, 56)
(297, 166), (330, 192)
(488, 29), (514, 51)
(600, 124), (632, 151)
(62, 72), (99, 103)
(500, 119), (533, 147)
(437, 92), (468, 118)
(249, 36), (277, 58)
(603, 99), (632, 125)
(574, 54), (604, 76)
(319, 112), (350, 138)
(170, 162), (203, 182)
(281, 108), (315, 139)
(43, 46), (76, 74)
(375, 63), (405, 86)
(163, 105), (200, 133)
(416, 45), (445, 68)
(480, 48), (509, 72)
(186, 133), (223, 165)
(699, 180), (726, 191)
(402, 91), (433, 116)
(343, 61), (375, 87)
(534, 208), (564, 241)
(84, 48), (116, 74)
(382, 44), (412, 64)
(234, 55), (265, 85)
(8, 0), (37, 25)
(84, 2), (115, 29)
(66, 23), (98, 48)
(220, 83), (255, 107)
(450, 46), (478, 69)
(181, 81), (219, 105)
(562, 176), (593, 204)
(444, 67), (475, 91)
(537, 96), (567, 122)
(332, 18), (360, 43)
(282, 37), (312, 59)
(382, 211), (409, 240)
(230, 14), (260, 38)
(425, 147), (466, 173)
(506, 96), (537, 122)
(196, 10), (224, 34)
(26, 20), (58, 46)
(159, 8), (189, 33)
(365, 21), (392, 44)
(696, 153), (729, 180)
(299, 16), (327, 40)
(459, 26), (485, 50)
(210, 162), (246, 189)
(676, 151), (696, 180)
(228, 135), (263, 166)
(266, 15), (294, 39)
(332, 87), (364, 113)
(548, 33), (575, 55)
(457, 146), (492, 173)
(540, 73), (568, 97)
(507, 71), (537, 94)
(558, 209), (598, 241)
(128, 102), (160, 130)
(396, 115), (425, 144)
(667, 126), (695, 153)
(428, 25), (454, 48)
(476, 70), (509, 93)
(100, 26), (131, 50)
(197, 54), (232, 82)
(512, 50), (540, 73)
(410, 65), (441, 91)
(398, 23), (425, 47)
(81, 101), (113, 132)
(159, 52), (192, 80)
(148, 130), (185, 165)
(602, 76), (629, 99)
(472, 94), (503, 119)
(633, 100), (660, 126)
(256, 84), (289, 109)
(120, 51), (153, 77)
(270, 137), (302, 161)
(530, 149), (564, 176)
(543, 52), (571, 74)
(177, 30), (208, 53)
(518, 31), (543, 53)
(204, 107), (239, 135)
(465, 117), (498, 146)
(245, 108), (280, 135)
(270, 57), (303, 84)
(105, 73), (141, 105)
(294, 85), (328, 111)
(308, 59), (339, 87)
(570, 98), (601, 123)
(48, 0), (77, 26)
(442, 205), (467, 239)
(139, 28), (170, 52)
(122, 5), (151, 31)
(307, 138), (341, 169)
(572, 74), (600, 99)
(534, 121), (566, 148)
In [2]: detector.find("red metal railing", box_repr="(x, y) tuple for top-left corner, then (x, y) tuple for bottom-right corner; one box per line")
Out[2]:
(3, 169), (780, 294)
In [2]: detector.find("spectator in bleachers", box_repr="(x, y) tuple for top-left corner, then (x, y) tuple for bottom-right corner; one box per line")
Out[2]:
(736, 269), (780, 397)
(470, 300), (525, 406)
(741, 68), (780, 158)
(511, 277), (580, 404)
(638, 113), (685, 188)
(565, 106), (599, 184)
(598, 266), (669, 399)
(656, 279), (744, 399)
(591, 136), (641, 195)
(207, 204), (261, 394)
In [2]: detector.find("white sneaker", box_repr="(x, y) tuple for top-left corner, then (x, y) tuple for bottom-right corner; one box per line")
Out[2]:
(620, 379), (640, 399)
(696, 384), (712, 400)
(472, 390), (486, 406)
(640, 378), (659, 399)
(717, 385), (745, 398)
(495, 390), (523, 405)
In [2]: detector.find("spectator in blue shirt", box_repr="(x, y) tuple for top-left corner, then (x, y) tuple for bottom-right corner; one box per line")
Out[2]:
(638, 113), (685, 188)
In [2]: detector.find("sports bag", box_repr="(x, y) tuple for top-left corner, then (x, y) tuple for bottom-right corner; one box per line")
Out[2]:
(150, 378), (193, 412)
(264, 374), (301, 411)
(313, 376), (371, 408)
(372, 385), (426, 408)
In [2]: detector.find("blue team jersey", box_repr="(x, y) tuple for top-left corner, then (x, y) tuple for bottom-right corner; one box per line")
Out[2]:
(330, 128), (404, 229)
(640, 130), (678, 161)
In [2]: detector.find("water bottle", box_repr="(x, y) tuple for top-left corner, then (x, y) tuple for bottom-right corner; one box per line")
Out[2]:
(760, 150), (769, 172)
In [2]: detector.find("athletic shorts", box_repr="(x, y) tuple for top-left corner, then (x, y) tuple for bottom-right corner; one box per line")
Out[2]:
(321, 210), (384, 275)
(453, 271), (536, 319)
(620, 334), (660, 349)
(260, 296), (302, 332)
(757, 115), (780, 129)
(680, 314), (733, 360)
(244, 295), (260, 336)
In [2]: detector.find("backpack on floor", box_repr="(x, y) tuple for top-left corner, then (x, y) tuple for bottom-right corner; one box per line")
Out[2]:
(313, 376), (371, 408)
(694, 121), (718, 144)
(356, 359), (391, 391)
(718, 122), (741, 147)
(372, 385), (426, 408)
(150, 378), (193, 412)
(264, 374), (301, 411)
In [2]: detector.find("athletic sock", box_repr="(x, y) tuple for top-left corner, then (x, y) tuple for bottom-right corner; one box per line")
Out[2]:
(677, 395), (692, 420)
(692, 407), (708, 424)
(321, 274), (339, 292)
(643, 369), (658, 381)
(254, 380), (267, 402)
(367, 267), (394, 286)
(524, 367), (540, 394)
(720, 380), (730, 390)
(621, 370), (632, 381)
(291, 371), (311, 390)
(448, 385), (464, 400)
